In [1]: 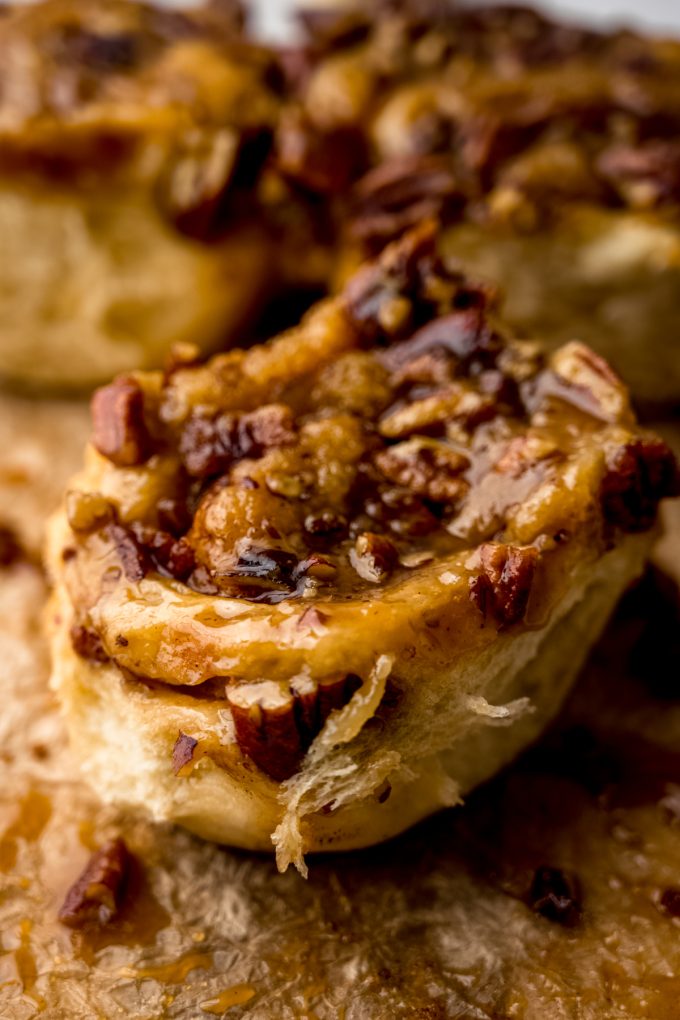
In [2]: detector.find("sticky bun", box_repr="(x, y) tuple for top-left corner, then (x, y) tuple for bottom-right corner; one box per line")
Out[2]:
(0, 0), (279, 390)
(286, 1), (680, 407)
(47, 228), (678, 872)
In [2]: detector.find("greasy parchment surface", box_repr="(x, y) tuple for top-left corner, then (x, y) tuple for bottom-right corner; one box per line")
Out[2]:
(1, 399), (680, 1020)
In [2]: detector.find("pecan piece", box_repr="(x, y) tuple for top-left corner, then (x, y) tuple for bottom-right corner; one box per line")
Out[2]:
(379, 384), (496, 440)
(528, 866), (581, 927)
(65, 491), (115, 534)
(227, 674), (362, 781)
(380, 309), (502, 377)
(343, 224), (439, 344)
(70, 623), (108, 663)
(59, 838), (130, 929)
(172, 731), (199, 776)
(276, 111), (366, 194)
(91, 377), (151, 467)
(549, 342), (630, 424)
(660, 887), (680, 918)
(469, 543), (539, 628)
(375, 439), (470, 505)
(601, 438), (680, 533)
(350, 155), (465, 251)
(107, 523), (151, 582)
(0, 525), (22, 567)
(180, 404), (296, 479)
(349, 532), (399, 583)
(597, 140), (680, 207)
(132, 526), (196, 581)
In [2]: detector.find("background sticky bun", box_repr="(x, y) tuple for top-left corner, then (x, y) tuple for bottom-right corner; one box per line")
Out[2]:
(47, 228), (678, 873)
(0, 0), (284, 390)
(282, 0), (680, 408)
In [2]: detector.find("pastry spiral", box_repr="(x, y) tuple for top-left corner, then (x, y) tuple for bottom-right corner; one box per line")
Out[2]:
(47, 228), (678, 872)
(0, 0), (279, 390)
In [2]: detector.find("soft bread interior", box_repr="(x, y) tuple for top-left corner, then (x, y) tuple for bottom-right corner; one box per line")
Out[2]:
(49, 532), (651, 873)
(0, 183), (271, 390)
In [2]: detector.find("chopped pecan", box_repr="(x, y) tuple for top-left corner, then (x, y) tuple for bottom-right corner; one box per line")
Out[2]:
(549, 342), (630, 424)
(227, 673), (362, 781)
(129, 524), (196, 582)
(343, 224), (440, 344)
(107, 523), (151, 582)
(660, 887), (680, 918)
(66, 491), (115, 534)
(303, 510), (348, 545)
(379, 384), (496, 439)
(0, 525), (22, 567)
(601, 438), (680, 533)
(297, 7), (370, 49)
(597, 140), (680, 207)
(495, 433), (560, 478)
(469, 543), (539, 628)
(49, 25), (142, 73)
(160, 126), (272, 240)
(528, 866), (581, 927)
(172, 731), (199, 776)
(70, 623), (109, 663)
(91, 377), (151, 468)
(180, 404), (296, 479)
(59, 838), (130, 929)
(234, 545), (299, 585)
(364, 487), (439, 538)
(380, 309), (502, 378)
(349, 532), (399, 583)
(276, 111), (366, 194)
(160, 128), (239, 239)
(350, 155), (465, 251)
(375, 439), (470, 504)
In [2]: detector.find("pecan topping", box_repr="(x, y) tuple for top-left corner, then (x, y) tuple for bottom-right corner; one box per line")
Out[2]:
(597, 140), (680, 206)
(91, 377), (151, 468)
(107, 523), (151, 582)
(350, 532), (399, 583)
(375, 439), (469, 504)
(59, 838), (130, 929)
(0, 525), (22, 567)
(350, 155), (465, 251)
(601, 438), (680, 533)
(528, 866), (581, 927)
(495, 434), (560, 478)
(160, 127), (240, 240)
(380, 309), (501, 378)
(660, 887), (680, 918)
(172, 731), (199, 776)
(379, 384), (496, 439)
(276, 111), (366, 194)
(180, 404), (296, 479)
(70, 623), (109, 663)
(228, 673), (362, 781)
(549, 342), (631, 424)
(469, 544), (539, 628)
(131, 526), (196, 581)
(65, 491), (114, 535)
(343, 224), (442, 344)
